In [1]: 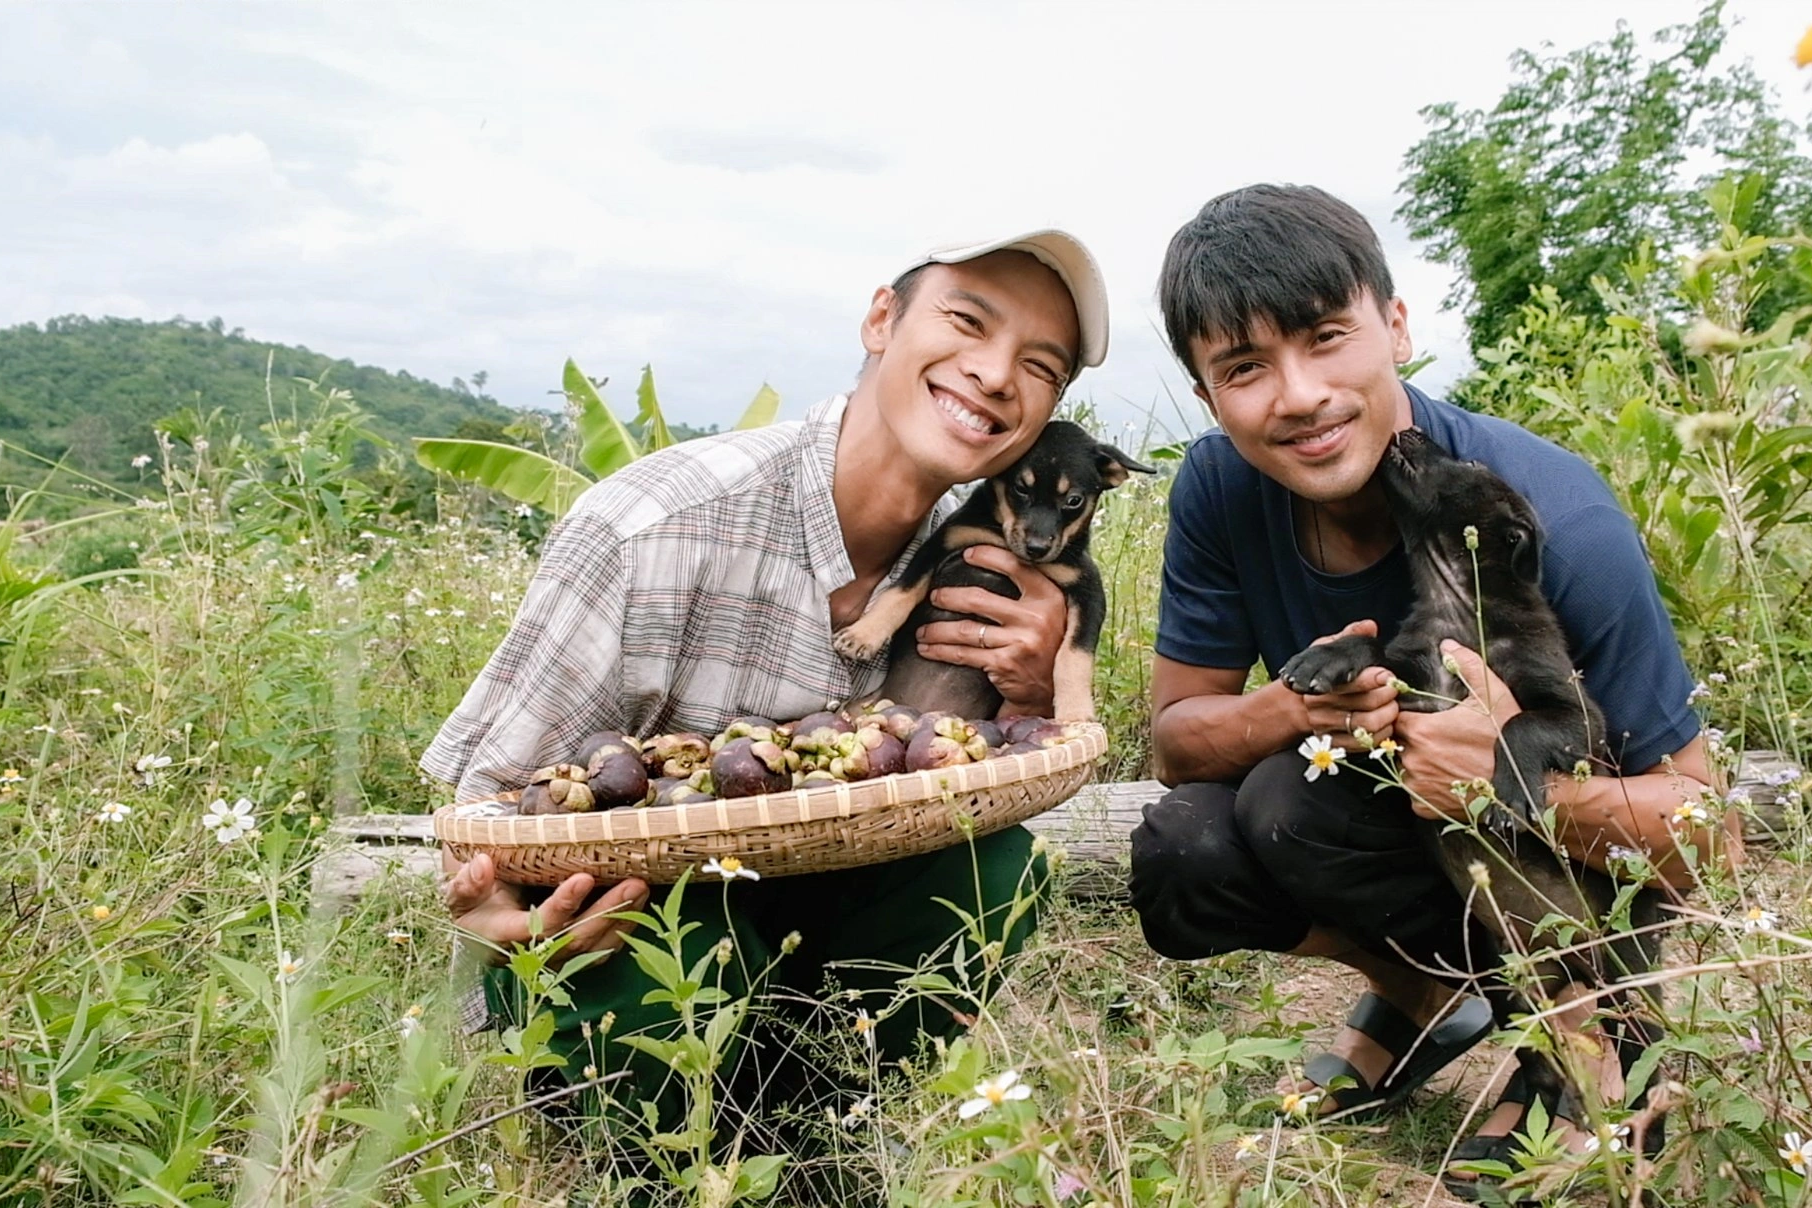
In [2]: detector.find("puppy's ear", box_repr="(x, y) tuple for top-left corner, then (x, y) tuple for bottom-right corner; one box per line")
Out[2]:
(1094, 442), (1157, 489)
(1508, 524), (1542, 586)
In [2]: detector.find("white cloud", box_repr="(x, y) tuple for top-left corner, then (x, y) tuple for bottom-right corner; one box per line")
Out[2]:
(1, 0), (1805, 436)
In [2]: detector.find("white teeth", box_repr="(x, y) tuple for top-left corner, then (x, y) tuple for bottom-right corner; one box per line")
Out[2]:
(1290, 421), (1347, 446)
(935, 390), (993, 434)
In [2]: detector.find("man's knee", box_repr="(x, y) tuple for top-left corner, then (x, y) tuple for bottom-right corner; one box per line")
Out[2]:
(1130, 779), (1305, 959)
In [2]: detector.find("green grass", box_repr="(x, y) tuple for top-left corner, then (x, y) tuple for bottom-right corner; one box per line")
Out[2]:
(1, 384), (1810, 1207)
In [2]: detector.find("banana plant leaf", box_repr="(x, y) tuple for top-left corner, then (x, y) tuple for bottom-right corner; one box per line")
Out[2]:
(634, 365), (675, 452)
(411, 438), (595, 517)
(736, 384), (780, 430)
(564, 359), (643, 479)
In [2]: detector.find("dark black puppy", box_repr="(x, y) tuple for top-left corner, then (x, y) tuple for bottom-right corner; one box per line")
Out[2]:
(1278, 428), (1659, 1132)
(831, 420), (1152, 720)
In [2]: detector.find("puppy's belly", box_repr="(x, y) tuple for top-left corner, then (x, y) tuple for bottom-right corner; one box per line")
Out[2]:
(873, 560), (1017, 717)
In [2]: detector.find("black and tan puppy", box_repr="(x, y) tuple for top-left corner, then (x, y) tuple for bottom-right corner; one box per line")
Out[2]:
(1278, 427), (1659, 1128)
(831, 420), (1152, 720)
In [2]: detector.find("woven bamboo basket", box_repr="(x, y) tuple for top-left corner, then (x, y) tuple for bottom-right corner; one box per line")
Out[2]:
(433, 722), (1106, 885)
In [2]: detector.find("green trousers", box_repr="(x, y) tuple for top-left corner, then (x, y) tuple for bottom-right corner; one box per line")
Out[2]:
(484, 826), (1046, 1128)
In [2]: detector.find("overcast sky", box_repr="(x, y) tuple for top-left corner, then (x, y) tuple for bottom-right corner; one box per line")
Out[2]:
(3, 1), (1807, 444)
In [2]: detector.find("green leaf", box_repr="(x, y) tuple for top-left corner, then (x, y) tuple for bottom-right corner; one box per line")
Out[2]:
(634, 365), (675, 452)
(564, 358), (643, 478)
(735, 1153), (788, 1200)
(412, 438), (594, 518)
(734, 384), (781, 430)
(308, 975), (387, 1017)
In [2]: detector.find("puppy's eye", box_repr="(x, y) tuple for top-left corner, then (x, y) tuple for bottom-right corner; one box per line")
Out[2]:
(1506, 528), (1524, 544)
(1062, 493), (1085, 511)
(1011, 482), (1033, 500)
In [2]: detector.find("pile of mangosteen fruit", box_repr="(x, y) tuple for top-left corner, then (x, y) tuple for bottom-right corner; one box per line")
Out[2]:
(516, 702), (1083, 815)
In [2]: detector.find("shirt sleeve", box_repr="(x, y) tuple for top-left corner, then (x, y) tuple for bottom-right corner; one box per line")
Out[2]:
(1544, 503), (1700, 774)
(419, 508), (635, 801)
(1154, 449), (1259, 670)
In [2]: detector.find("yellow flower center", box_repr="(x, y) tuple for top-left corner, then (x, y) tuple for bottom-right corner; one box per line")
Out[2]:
(406, 1004), (424, 1018)
(985, 1085), (1006, 1104)
(1794, 1151), (1806, 1169)
(853, 1015), (874, 1033)
(91, 905), (110, 921)
(720, 856), (743, 874)
(1311, 751), (1335, 770)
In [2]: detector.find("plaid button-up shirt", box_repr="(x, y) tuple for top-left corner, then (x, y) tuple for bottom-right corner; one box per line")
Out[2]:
(420, 394), (951, 801)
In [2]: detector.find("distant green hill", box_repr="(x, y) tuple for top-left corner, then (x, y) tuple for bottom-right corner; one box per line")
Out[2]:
(0, 315), (518, 484)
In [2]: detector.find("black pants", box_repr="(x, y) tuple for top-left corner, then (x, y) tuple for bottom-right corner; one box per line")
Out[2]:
(1129, 748), (1489, 980)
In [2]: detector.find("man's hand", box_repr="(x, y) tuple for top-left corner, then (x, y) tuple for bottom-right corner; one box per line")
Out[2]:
(913, 544), (1065, 716)
(1394, 641), (1520, 820)
(444, 850), (649, 967)
(1299, 619), (1400, 750)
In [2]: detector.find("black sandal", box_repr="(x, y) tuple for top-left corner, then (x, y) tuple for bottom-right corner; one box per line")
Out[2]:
(1301, 992), (1495, 1116)
(1442, 1071), (1584, 1202)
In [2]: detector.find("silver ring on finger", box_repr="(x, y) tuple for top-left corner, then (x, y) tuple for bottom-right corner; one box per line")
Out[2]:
(1345, 711), (1353, 732)
(977, 622), (990, 649)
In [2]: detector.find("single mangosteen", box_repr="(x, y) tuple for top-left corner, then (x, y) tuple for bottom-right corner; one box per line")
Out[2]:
(641, 731), (712, 778)
(711, 737), (792, 798)
(521, 763), (596, 813)
(574, 729), (639, 768)
(585, 744), (651, 810)
(906, 728), (972, 771)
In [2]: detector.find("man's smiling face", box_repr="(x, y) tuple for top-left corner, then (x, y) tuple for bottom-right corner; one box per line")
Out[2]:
(861, 251), (1079, 486)
(1188, 289), (1414, 505)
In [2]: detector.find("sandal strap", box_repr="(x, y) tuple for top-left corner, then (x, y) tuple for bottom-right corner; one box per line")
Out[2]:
(1342, 991), (1425, 1059)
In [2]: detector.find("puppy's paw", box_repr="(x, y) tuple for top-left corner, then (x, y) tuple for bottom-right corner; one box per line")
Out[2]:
(1277, 637), (1375, 696)
(1051, 690), (1096, 723)
(1487, 771), (1545, 833)
(832, 621), (889, 662)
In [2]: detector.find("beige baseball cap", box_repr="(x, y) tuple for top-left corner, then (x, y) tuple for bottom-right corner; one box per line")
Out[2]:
(916, 229), (1110, 369)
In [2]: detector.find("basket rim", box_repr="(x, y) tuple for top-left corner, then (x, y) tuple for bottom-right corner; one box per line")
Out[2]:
(433, 721), (1106, 848)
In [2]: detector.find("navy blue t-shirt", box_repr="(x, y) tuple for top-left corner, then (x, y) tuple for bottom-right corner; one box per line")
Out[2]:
(1155, 383), (1700, 775)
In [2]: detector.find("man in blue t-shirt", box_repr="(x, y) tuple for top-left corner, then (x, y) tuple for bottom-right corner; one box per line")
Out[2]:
(1130, 185), (1714, 1172)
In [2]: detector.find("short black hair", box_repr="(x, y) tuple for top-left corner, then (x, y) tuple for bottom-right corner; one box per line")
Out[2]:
(1158, 184), (1394, 385)
(888, 263), (930, 325)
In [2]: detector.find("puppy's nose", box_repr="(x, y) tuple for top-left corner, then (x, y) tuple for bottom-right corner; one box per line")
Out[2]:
(1023, 537), (1055, 560)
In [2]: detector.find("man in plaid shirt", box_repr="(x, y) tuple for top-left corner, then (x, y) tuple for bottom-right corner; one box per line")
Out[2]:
(425, 229), (1110, 1128)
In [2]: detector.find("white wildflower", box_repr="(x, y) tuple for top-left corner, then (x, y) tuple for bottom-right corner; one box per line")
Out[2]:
(1297, 734), (1345, 782)
(134, 752), (172, 785)
(1279, 1089), (1321, 1116)
(276, 950), (303, 983)
(1781, 1130), (1812, 1170)
(841, 1095), (875, 1129)
(202, 797), (256, 843)
(701, 856), (759, 881)
(958, 1069), (1032, 1119)
(131, 453), (153, 468)
(1743, 906), (1780, 934)
(97, 801), (131, 823)
(1672, 800), (1709, 828)
(1583, 1123), (1630, 1153)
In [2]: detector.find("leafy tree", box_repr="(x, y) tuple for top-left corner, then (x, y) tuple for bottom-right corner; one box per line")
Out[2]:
(1398, 1), (1812, 353)
(0, 315), (518, 489)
